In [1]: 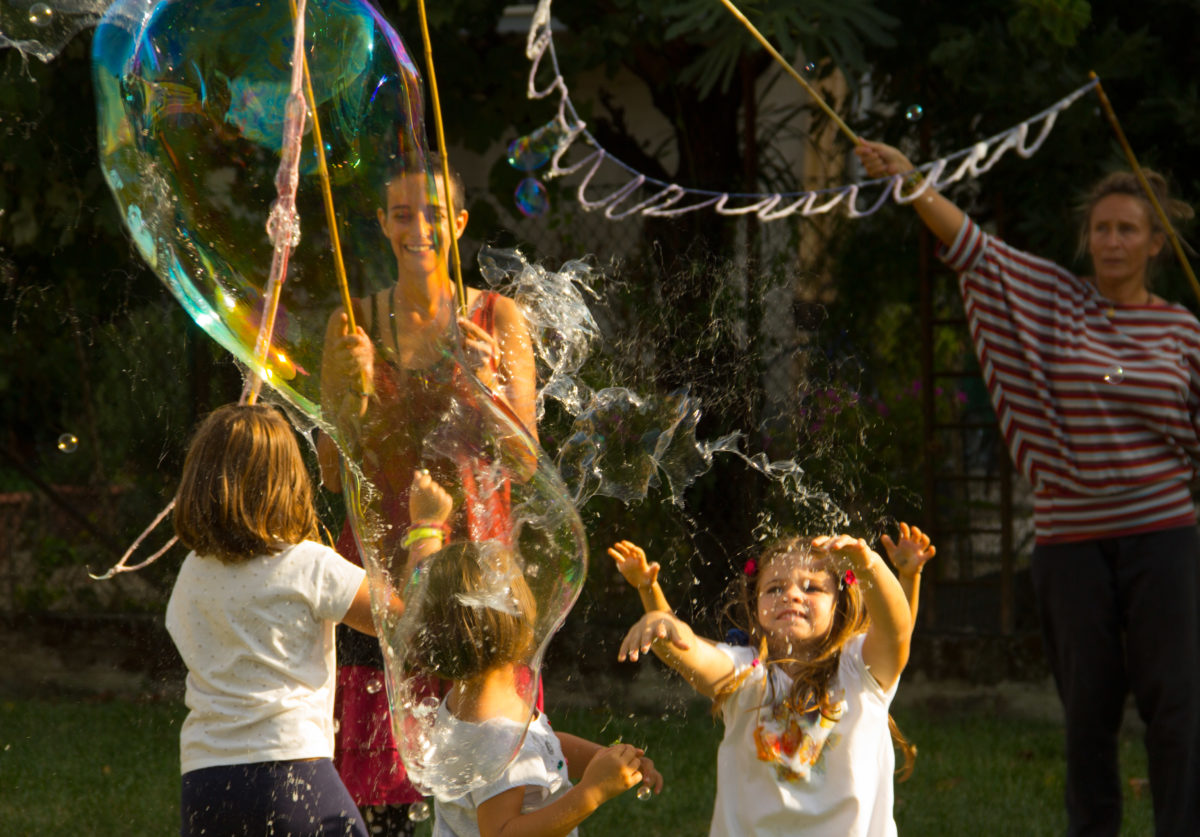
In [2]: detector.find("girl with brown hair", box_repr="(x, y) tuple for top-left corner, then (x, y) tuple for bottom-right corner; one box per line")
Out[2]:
(167, 403), (383, 837)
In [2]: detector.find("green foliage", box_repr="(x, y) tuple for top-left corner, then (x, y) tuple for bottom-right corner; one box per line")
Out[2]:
(660, 0), (898, 99)
(1009, 0), (1092, 47)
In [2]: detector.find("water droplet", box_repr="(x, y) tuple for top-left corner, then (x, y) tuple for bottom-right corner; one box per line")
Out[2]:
(57, 433), (79, 454)
(514, 178), (549, 218)
(408, 800), (431, 822)
(637, 786), (652, 801)
(365, 678), (382, 694)
(905, 104), (924, 122)
(28, 3), (54, 27)
(1104, 366), (1125, 384)
(506, 120), (567, 172)
(527, 563), (540, 578)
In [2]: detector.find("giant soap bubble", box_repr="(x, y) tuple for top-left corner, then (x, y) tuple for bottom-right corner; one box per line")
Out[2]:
(92, 0), (585, 798)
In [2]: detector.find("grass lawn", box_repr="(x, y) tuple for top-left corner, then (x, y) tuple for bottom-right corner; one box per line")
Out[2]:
(0, 695), (1155, 835)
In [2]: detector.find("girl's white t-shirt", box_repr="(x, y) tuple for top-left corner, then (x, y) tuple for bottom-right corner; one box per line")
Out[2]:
(433, 710), (575, 837)
(165, 540), (367, 774)
(710, 633), (898, 837)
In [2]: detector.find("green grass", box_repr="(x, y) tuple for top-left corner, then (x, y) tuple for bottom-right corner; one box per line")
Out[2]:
(0, 696), (184, 835)
(0, 696), (1156, 835)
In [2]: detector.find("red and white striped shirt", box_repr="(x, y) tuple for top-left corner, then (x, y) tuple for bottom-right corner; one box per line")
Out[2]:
(941, 217), (1200, 544)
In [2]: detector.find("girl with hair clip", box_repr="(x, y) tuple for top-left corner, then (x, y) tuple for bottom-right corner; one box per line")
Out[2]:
(405, 474), (662, 837)
(166, 403), (398, 837)
(612, 531), (917, 837)
(857, 138), (1200, 836)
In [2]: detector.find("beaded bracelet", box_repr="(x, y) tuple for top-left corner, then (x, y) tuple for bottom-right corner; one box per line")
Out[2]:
(900, 170), (925, 197)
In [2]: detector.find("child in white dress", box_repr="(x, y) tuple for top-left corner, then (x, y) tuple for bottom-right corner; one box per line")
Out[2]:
(612, 529), (924, 837)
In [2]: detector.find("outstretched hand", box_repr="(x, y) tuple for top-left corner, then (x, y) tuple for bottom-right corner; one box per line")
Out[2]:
(881, 522), (936, 578)
(854, 140), (916, 179)
(579, 743), (646, 804)
(619, 611), (692, 662)
(409, 469), (453, 527)
(608, 540), (661, 589)
(811, 533), (881, 577)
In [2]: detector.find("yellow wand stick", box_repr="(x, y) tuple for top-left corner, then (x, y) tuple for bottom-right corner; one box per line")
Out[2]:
(1090, 71), (1200, 307)
(416, 0), (468, 318)
(716, 0), (860, 146)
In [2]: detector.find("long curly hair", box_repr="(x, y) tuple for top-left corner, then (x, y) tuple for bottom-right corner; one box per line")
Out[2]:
(716, 536), (917, 780)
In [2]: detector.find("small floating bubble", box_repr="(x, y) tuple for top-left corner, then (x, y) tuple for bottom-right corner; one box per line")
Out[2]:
(365, 678), (382, 694)
(28, 3), (54, 27)
(1104, 366), (1125, 384)
(637, 786), (652, 801)
(514, 178), (549, 218)
(408, 801), (431, 822)
(905, 104), (924, 122)
(57, 433), (79, 454)
(802, 62), (816, 75)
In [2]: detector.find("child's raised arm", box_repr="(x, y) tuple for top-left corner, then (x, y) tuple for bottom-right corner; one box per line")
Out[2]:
(608, 540), (671, 613)
(619, 610), (735, 700)
(812, 534), (913, 691)
(881, 522), (936, 621)
(404, 469), (453, 583)
(475, 739), (655, 837)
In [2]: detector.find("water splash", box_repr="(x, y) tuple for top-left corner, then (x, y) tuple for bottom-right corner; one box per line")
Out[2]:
(0, 0), (107, 63)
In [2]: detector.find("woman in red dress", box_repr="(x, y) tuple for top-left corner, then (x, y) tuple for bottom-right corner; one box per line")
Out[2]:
(318, 156), (538, 835)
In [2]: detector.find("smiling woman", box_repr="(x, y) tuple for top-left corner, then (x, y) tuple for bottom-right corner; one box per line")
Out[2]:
(313, 152), (542, 832)
(856, 137), (1200, 836)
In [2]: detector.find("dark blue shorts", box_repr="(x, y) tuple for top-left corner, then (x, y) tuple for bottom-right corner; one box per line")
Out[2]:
(181, 758), (368, 837)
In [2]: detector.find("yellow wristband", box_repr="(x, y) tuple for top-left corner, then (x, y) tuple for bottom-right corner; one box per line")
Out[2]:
(402, 526), (445, 550)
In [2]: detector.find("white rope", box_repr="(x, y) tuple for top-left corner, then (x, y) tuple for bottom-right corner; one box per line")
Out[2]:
(521, 0), (1098, 222)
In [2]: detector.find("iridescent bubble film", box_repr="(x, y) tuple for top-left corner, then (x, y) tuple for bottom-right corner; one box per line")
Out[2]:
(514, 176), (549, 218)
(505, 119), (566, 172)
(92, 0), (585, 799)
(905, 103), (924, 122)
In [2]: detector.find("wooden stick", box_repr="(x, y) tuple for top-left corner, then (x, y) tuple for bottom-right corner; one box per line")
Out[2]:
(717, 0), (860, 146)
(415, 0), (468, 318)
(1090, 71), (1200, 307)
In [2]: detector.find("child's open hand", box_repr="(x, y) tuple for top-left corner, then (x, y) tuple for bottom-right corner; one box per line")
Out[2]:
(579, 743), (645, 803)
(608, 540), (660, 590)
(409, 469), (453, 526)
(636, 753), (664, 797)
(811, 534), (881, 576)
(619, 611), (692, 662)
(881, 522), (936, 578)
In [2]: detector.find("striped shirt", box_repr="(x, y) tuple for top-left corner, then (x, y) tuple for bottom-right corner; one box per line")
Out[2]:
(940, 217), (1200, 544)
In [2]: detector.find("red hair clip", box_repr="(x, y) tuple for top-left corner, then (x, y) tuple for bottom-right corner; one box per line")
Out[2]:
(743, 558), (758, 576)
(844, 569), (857, 586)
